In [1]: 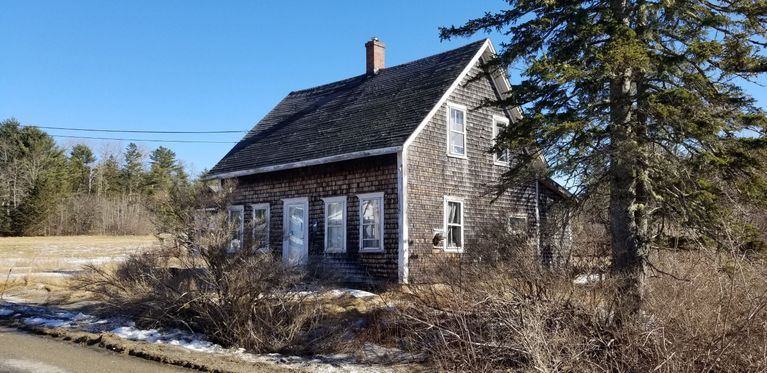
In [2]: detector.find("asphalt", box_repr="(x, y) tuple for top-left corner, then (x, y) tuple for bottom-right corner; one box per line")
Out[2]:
(0, 327), (192, 373)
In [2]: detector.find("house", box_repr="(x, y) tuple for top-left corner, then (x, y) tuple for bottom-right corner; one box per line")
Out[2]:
(207, 38), (569, 284)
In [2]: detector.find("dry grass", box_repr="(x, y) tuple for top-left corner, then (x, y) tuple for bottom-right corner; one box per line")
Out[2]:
(361, 250), (767, 372)
(0, 235), (156, 301)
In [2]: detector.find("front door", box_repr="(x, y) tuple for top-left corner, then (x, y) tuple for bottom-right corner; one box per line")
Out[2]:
(282, 198), (309, 266)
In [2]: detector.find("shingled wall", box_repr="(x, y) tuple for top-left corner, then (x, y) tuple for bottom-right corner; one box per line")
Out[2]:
(229, 154), (399, 281)
(405, 65), (542, 283)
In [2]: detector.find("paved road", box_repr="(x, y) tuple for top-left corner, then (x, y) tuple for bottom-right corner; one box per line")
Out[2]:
(0, 327), (191, 373)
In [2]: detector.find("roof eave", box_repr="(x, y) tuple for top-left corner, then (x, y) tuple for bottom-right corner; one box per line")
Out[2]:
(204, 146), (402, 180)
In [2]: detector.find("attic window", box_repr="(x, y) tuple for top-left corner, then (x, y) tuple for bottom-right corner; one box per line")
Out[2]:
(493, 115), (510, 165)
(447, 103), (467, 158)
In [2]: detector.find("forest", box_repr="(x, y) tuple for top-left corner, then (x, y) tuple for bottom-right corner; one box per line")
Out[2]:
(0, 118), (190, 236)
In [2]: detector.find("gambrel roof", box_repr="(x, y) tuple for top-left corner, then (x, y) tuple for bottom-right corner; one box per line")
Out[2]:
(209, 39), (508, 179)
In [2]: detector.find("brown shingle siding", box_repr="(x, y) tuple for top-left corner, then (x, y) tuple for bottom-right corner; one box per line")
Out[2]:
(230, 154), (399, 281)
(406, 65), (540, 282)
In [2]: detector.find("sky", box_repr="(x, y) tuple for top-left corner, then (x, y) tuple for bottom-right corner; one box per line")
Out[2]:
(1, 0), (765, 176)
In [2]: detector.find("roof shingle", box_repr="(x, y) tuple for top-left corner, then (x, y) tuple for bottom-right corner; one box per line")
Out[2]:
(209, 40), (486, 176)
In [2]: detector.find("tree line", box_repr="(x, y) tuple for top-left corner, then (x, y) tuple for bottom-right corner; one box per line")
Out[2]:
(0, 118), (190, 236)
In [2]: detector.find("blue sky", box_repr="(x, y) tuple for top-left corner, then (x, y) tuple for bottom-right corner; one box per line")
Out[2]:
(1, 1), (765, 176)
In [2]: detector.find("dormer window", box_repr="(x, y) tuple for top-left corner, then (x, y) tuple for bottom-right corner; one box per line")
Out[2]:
(493, 115), (510, 165)
(447, 103), (467, 158)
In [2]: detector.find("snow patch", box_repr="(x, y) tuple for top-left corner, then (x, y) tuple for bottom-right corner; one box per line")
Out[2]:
(112, 325), (224, 353)
(23, 317), (69, 328)
(574, 273), (604, 285)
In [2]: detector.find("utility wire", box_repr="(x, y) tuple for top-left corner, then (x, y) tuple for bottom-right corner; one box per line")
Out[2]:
(50, 134), (238, 144)
(26, 125), (247, 134)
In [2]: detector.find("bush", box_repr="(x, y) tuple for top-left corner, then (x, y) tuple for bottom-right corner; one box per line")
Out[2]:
(369, 229), (767, 372)
(75, 182), (335, 353)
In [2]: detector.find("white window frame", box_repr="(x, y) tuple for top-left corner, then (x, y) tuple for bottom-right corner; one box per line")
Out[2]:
(357, 192), (385, 253)
(443, 196), (465, 253)
(322, 196), (347, 253)
(493, 115), (511, 166)
(251, 203), (270, 252)
(226, 205), (245, 253)
(446, 102), (468, 159)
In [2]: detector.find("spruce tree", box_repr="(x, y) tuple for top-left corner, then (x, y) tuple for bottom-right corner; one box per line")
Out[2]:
(441, 0), (767, 314)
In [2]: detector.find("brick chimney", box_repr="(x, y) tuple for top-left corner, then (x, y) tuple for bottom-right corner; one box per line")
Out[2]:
(365, 37), (385, 75)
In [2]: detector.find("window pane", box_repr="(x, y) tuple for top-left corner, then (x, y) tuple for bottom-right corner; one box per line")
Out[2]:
(363, 223), (380, 240)
(447, 202), (461, 224)
(328, 226), (344, 250)
(450, 108), (464, 129)
(363, 238), (380, 248)
(508, 216), (527, 234)
(447, 225), (462, 248)
(328, 202), (343, 224)
(362, 199), (380, 224)
(449, 132), (465, 155)
(253, 208), (268, 245)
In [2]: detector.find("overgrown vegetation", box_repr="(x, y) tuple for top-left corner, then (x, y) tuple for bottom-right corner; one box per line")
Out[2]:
(0, 118), (189, 236)
(362, 221), (767, 372)
(75, 183), (351, 354)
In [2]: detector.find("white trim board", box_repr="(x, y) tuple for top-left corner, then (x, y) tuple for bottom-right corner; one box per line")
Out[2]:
(207, 146), (402, 180)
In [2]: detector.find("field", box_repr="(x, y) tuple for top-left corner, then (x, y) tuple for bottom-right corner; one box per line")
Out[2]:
(0, 235), (157, 302)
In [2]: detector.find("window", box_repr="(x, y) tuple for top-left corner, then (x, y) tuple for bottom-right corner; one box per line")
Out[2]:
(444, 197), (464, 252)
(508, 214), (527, 236)
(493, 115), (510, 165)
(251, 203), (269, 251)
(323, 197), (347, 253)
(358, 192), (384, 252)
(227, 205), (244, 253)
(447, 103), (467, 158)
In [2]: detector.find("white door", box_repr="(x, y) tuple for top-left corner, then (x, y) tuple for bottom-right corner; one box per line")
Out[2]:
(282, 198), (309, 266)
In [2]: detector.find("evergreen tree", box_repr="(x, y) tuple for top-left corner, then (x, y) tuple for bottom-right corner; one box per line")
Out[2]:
(95, 154), (121, 197)
(121, 142), (145, 198)
(68, 144), (95, 194)
(147, 146), (187, 193)
(441, 0), (767, 314)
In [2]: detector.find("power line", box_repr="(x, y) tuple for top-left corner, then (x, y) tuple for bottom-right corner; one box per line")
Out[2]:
(26, 125), (247, 134)
(50, 134), (238, 144)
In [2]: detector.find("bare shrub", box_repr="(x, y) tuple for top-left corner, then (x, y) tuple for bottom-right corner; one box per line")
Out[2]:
(75, 182), (338, 354)
(371, 219), (767, 372)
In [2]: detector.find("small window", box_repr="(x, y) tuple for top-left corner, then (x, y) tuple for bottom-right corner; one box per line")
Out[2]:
(447, 104), (467, 157)
(251, 203), (270, 251)
(358, 192), (384, 252)
(323, 197), (347, 253)
(227, 205), (244, 253)
(508, 214), (527, 236)
(444, 197), (464, 252)
(493, 115), (510, 165)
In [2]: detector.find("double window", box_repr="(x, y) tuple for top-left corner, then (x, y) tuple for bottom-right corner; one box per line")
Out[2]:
(358, 192), (384, 252)
(323, 197), (347, 253)
(447, 103), (467, 158)
(443, 197), (464, 252)
(251, 203), (270, 251)
(493, 115), (510, 165)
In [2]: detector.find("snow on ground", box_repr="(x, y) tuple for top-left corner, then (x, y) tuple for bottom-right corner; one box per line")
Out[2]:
(0, 290), (400, 373)
(574, 273), (604, 285)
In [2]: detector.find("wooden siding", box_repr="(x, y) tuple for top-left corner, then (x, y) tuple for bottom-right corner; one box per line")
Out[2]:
(230, 154), (399, 280)
(406, 64), (541, 282)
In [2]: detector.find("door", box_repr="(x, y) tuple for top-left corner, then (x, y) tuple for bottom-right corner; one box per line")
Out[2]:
(282, 198), (309, 266)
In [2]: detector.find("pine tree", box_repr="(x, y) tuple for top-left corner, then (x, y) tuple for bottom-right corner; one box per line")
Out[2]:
(441, 0), (767, 314)
(68, 144), (95, 194)
(121, 143), (145, 199)
(147, 146), (186, 193)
